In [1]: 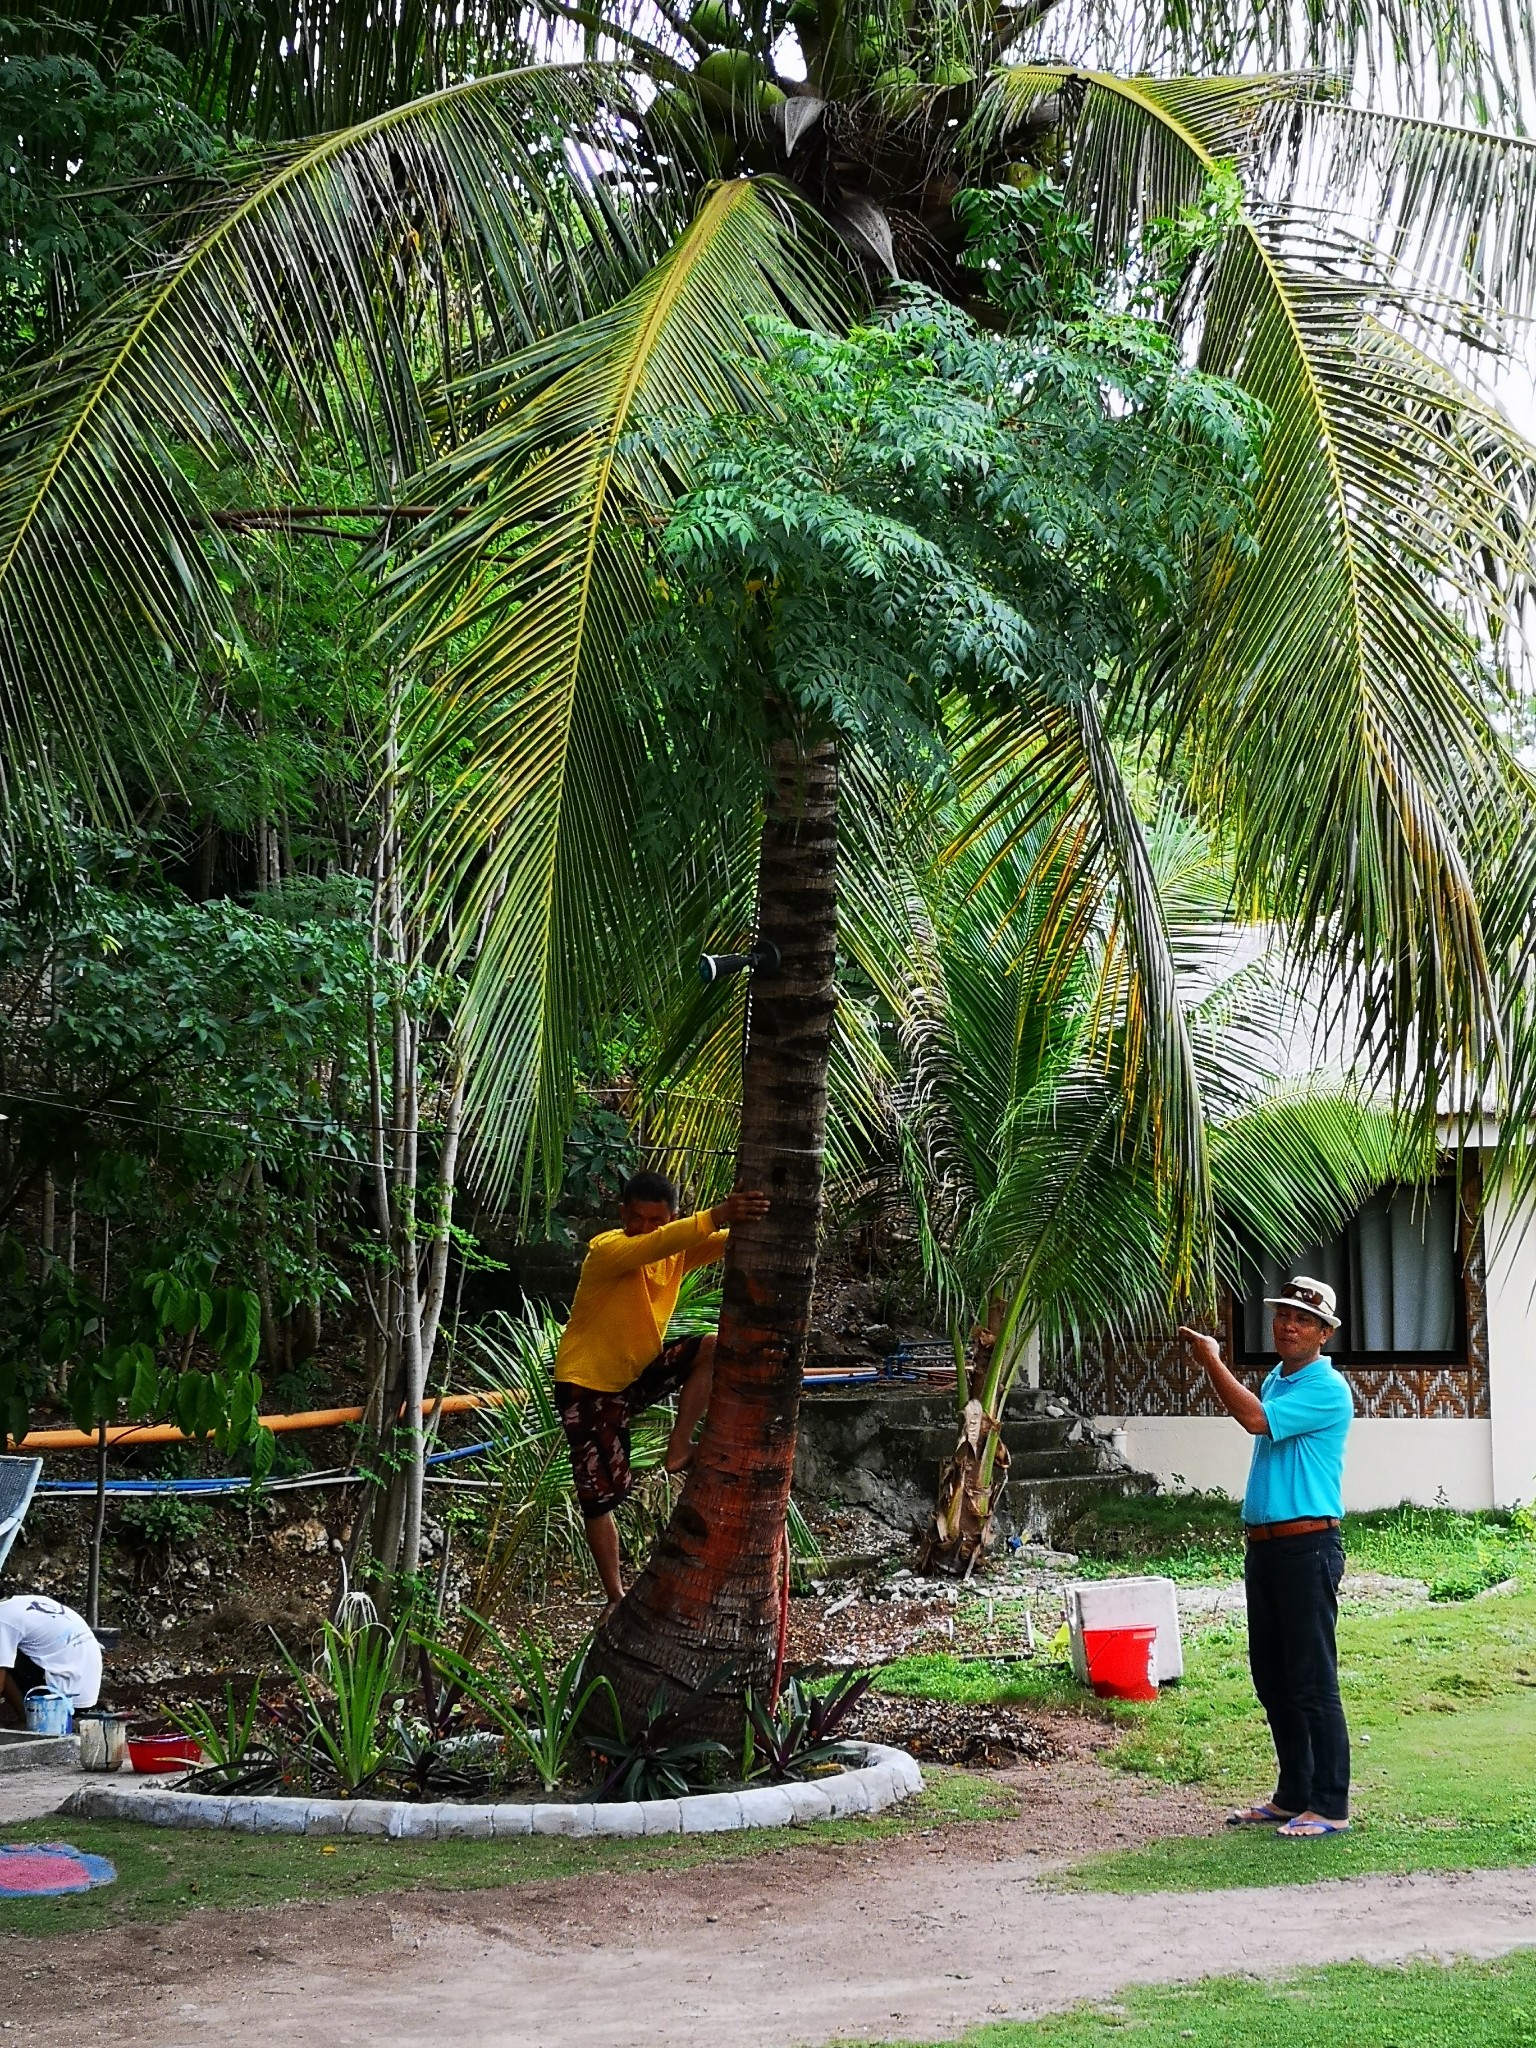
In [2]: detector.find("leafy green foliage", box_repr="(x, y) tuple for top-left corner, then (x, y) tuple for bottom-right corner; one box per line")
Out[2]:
(657, 282), (1263, 770)
(0, 10), (228, 356)
(742, 1669), (872, 1782)
(590, 1673), (733, 1801)
(979, 68), (1536, 1141)
(0, 864), (383, 1449)
(424, 1621), (619, 1793)
(118, 1488), (214, 1551)
(384, 176), (853, 1202)
(276, 1602), (412, 1795)
(838, 753), (1423, 1363)
(646, 245), (1267, 1306)
(167, 1678), (263, 1772)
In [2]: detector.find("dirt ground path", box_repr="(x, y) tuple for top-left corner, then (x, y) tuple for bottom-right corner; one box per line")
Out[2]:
(9, 1758), (1536, 2048)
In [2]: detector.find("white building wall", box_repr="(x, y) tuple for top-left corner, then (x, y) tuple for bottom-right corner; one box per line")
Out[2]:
(1482, 1171), (1536, 1508)
(1088, 1152), (1536, 1511)
(1096, 1415), (1496, 1512)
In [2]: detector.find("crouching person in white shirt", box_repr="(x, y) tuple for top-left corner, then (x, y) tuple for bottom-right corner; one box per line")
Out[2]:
(0, 1594), (103, 1724)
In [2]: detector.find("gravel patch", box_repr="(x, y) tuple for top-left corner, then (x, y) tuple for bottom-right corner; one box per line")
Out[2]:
(845, 1696), (1059, 1768)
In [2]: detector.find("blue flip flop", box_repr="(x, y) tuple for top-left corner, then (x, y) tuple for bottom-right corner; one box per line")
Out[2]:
(1276, 1814), (1351, 1837)
(1225, 1802), (1296, 1828)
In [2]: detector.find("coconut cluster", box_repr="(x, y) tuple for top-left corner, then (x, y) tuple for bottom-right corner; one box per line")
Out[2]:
(654, 0), (980, 147)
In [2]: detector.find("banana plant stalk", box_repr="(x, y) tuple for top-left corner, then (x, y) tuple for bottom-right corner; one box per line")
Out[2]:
(922, 1265), (1040, 1575)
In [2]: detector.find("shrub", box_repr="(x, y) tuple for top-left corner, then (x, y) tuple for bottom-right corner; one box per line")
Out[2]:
(423, 1618), (617, 1793)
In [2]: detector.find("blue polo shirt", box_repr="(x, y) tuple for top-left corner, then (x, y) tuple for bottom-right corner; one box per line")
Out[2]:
(1242, 1358), (1354, 1526)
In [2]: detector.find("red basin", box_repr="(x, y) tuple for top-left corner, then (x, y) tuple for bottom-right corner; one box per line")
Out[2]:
(127, 1735), (203, 1773)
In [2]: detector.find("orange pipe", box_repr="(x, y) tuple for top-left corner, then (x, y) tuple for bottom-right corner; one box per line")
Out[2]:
(9, 1390), (507, 1454)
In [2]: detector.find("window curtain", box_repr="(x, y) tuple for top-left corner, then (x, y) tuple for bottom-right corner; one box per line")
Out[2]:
(1348, 1186), (1456, 1352)
(1240, 1184), (1458, 1357)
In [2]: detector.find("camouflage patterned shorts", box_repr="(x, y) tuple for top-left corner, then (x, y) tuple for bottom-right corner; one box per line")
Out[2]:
(554, 1334), (704, 1520)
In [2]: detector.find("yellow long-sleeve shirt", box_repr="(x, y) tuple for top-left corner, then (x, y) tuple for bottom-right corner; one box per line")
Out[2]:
(552, 1210), (728, 1393)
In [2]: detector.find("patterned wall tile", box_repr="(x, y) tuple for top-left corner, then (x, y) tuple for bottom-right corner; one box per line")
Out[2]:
(1053, 1213), (1491, 1422)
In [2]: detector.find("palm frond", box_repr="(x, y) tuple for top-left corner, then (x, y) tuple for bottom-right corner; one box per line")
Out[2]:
(980, 64), (1536, 1113)
(1272, 106), (1536, 338)
(0, 62), (678, 841)
(385, 178), (858, 1204)
(857, 750), (1438, 1353)
(987, 0), (1532, 126)
(1209, 1087), (1426, 1288)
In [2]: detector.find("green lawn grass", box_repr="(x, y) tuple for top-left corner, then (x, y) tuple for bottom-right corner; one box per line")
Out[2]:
(870, 1651), (1084, 1710)
(864, 1952), (1536, 2048)
(0, 1768), (1013, 1940)
(1064, 1496), (1536, 1600)
(1076, 1590), (1536, 1890)
(874, 1575), (1536, 1894)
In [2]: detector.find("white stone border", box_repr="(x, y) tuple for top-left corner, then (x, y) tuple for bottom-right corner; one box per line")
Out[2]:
(61, 1743), (922, 1839)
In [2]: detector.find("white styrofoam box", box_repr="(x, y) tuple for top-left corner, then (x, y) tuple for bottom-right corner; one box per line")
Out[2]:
(1065, 1576), (1183, 1685)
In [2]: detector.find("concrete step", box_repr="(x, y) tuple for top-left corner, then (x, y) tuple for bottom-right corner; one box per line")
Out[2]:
(873, 1424), (1102, 1481)
(1005, 1444), (1106, 1482)
(1010, 1471), (1158, 1546)
(0, 1729), (79, 1775)
(802, 1386), (1078, 1445)
(795, 1386), (1155, 1544)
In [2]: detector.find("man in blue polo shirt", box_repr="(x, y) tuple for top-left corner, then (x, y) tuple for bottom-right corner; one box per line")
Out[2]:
(1180, 1275), (1354, 1838)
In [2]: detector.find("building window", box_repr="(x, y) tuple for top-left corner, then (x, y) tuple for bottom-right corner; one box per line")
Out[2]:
(1236, 1182), (1464, 1365)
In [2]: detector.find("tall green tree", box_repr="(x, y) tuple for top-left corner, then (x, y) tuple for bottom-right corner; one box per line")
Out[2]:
(1, 0), (1534, 1717)
(555, 276), (1266, 1722)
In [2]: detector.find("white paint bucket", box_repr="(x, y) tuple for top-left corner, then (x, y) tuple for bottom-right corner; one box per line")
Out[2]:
(76, 1709), (129, 1771)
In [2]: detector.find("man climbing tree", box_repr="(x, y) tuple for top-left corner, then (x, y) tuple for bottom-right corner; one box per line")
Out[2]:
(554, 1174), (770, 1614)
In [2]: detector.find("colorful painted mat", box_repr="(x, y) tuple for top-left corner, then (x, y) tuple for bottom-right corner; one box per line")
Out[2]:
(0, 1842), (117, 1896)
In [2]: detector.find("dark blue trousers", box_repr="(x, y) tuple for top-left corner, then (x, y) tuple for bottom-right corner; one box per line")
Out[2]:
(1244, 1528), (1351, 1818)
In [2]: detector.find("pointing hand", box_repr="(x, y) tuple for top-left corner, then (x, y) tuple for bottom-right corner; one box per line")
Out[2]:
(1178, 1325), (1223, 1374)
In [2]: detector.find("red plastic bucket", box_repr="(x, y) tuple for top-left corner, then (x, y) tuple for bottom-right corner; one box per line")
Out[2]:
(1082, 1624), (1159, 1701)
(127, 1735), (202, 1773)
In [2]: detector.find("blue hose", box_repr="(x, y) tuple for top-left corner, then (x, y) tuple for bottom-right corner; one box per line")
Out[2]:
(34, 1437), (496, 1497)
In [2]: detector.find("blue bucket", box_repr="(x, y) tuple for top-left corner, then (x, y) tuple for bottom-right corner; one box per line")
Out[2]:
(24, 1687), (73, 1736)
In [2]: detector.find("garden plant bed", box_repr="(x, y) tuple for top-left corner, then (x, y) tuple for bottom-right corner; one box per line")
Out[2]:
(61, 1741), (923, 1838)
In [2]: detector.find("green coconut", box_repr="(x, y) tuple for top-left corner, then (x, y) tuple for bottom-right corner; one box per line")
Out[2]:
(758, 80), (787, 107)
(646, 83), (703, 145)
(874, 64), (922, 114)
(697, 46), (759, 95)
(690, 0), (737, 43)
(1002, 160), (1040, 188)
(929, 58), (974, 86)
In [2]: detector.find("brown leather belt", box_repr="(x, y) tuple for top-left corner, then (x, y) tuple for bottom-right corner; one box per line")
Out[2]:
(1245, 1516), (1340, 1542)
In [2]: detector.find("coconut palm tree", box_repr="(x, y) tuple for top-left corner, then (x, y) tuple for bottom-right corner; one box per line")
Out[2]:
(836, 772), (1427, 1567)
(2, 0), (1534, 1720)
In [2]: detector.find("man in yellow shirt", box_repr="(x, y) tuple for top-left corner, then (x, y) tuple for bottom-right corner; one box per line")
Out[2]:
(554, 1171), (770, 1611)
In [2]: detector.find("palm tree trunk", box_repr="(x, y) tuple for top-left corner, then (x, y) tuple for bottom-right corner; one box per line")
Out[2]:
(590, 735), (838, 1745)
